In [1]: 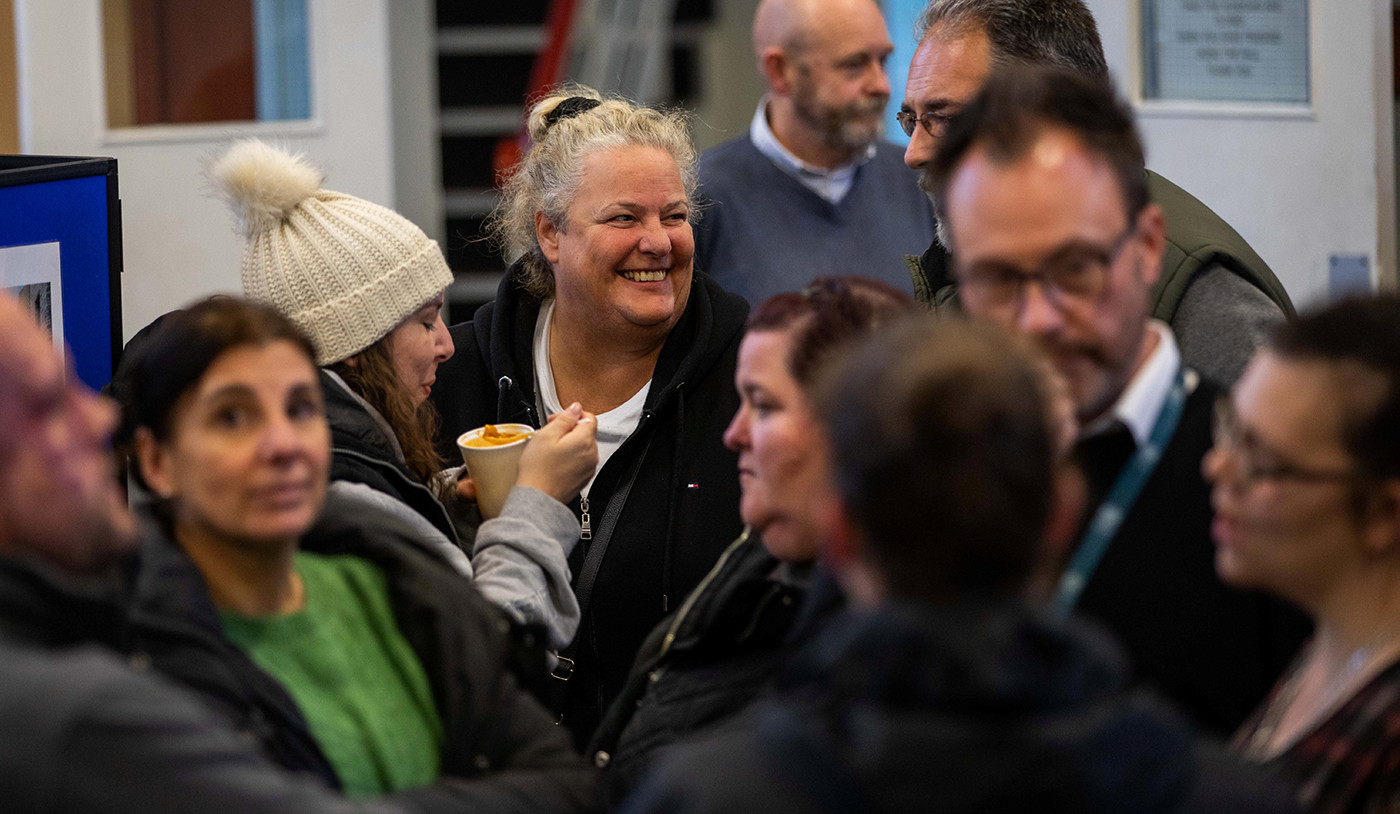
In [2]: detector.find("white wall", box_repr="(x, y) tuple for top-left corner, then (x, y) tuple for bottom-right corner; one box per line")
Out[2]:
(1087, 1), (1396, 308)
(692, 0), (764, 151)
(388, 0), (442, 244)
(15, 0), (398, 340)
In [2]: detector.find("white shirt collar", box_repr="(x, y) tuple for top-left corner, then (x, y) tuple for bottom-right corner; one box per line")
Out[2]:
(1087, 320), (1191, 447)
(748, 97), (876, 204)
(532, 299), (648, 498)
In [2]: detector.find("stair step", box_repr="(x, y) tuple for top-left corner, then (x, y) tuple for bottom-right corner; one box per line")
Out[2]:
(445, 188), (501, 218)
(441, 106), (522, 137)
(446, 271), (506, 323)
(438, 26), (544, 55)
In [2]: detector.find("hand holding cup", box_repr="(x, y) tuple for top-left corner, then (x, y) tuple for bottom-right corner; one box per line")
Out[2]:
(517, 402), (599, 504)
(456, 422), (535, 519)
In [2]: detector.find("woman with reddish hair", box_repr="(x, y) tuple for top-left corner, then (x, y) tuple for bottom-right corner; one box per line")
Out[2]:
(586, 276), (914, 798)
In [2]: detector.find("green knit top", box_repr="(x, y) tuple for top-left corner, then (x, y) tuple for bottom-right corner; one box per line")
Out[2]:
(220, 552), (443, 795)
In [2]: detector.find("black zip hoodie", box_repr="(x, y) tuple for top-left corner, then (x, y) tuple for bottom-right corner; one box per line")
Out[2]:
(430, 265), (748, 745)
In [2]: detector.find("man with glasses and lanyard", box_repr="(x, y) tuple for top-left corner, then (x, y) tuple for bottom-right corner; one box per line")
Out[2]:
(923, 64), (1308, 736)
(898, 0), (1292, 388)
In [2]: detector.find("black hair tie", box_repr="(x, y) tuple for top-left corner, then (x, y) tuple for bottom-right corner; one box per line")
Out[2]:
(543, 96), (602, 130)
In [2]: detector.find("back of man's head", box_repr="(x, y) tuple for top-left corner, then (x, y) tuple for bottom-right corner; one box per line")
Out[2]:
(816, 315), (1056, 604)
(754, 0), (884, 59)
(927, 64), (1147, 231)
(916, 0), (1109, 80)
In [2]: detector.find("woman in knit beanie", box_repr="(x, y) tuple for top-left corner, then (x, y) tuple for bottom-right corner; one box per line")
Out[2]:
(211, 139), (595, 649)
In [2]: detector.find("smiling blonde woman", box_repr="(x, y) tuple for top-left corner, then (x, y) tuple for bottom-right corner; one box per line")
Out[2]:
(430, 86), (750, 744)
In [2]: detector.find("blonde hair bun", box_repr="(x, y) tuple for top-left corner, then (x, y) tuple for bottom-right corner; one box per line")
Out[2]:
(490, 84), (699, 301)
(210, 139), (325, 238)
(526, 87), (604, 142)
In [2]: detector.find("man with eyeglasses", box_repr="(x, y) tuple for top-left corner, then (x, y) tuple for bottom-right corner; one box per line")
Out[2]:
(923, 64), (1308, 736)
(899, 0), (1292, 388)
(690, 0), (936, 304)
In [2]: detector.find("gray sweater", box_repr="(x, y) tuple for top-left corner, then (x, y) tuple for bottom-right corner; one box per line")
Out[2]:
(693, 136), (936, 304)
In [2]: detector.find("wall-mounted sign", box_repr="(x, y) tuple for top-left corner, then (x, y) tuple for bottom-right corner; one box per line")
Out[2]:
(1142, 0), (1309, 105)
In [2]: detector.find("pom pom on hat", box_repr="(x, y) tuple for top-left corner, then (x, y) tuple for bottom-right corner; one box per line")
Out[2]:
(211, 139), (324, 238)
(212, 138), (454, 366)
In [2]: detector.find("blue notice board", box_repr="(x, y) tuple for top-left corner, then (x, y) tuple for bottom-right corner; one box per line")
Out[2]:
(0, 157), (122, 391)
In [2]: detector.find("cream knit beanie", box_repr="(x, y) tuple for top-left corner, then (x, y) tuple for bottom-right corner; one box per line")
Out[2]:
(211, 139), (453, 365)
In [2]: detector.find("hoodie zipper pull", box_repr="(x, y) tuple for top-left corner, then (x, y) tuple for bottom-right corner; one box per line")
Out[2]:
(579, 495), (592, 541)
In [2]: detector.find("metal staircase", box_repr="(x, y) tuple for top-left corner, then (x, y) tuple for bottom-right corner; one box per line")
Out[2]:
(434, 0), (712, 318)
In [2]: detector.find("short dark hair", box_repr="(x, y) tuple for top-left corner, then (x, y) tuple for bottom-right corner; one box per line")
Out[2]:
(915, 0), (1109, 81)
(125, 296), (318, 443)
(1270, 295), (1400, 483)
(748, 276), (915, 389)
(816, 315), (1055, 603)
(927, 65), (1148, 239)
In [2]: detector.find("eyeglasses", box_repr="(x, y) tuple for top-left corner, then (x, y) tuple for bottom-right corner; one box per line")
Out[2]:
(957, 223), (1138, 313)
(1211, 399), (1356, 485)
(896, 109), (955, 139)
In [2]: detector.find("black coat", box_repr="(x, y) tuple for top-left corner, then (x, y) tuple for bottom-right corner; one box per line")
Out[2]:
(1071, 378), (1309, 735)
(124, 495), (599, 812)
(322, 370), (460, 545)
(588, 531), (840, 799)
(0, 553), (416, 814)
(624, 602), (1303, 814)
(429, 266), (748, 744)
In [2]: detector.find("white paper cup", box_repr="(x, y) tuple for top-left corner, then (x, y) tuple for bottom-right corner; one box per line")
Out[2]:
(456, 424), (535, 519)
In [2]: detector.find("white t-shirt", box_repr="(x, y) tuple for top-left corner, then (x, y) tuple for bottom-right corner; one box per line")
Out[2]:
(532, 299), (649, 498)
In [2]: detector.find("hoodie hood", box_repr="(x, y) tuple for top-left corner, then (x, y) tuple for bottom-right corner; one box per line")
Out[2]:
(754, 602), (1201, 813)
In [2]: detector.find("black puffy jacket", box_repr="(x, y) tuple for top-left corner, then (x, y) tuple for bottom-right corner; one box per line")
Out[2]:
(626, 602), (1303, 814)
(124, 494), (599, 812)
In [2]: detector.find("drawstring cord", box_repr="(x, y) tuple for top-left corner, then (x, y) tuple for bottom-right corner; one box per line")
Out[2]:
(660, 384), (685, 613)
(495, 375), (539, 427)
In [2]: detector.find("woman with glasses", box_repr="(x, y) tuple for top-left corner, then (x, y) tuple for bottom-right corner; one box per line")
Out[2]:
(1205, 295), (1400, 813)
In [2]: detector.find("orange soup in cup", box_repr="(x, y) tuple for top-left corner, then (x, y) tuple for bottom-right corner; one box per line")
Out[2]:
(462, 424), (533, 448)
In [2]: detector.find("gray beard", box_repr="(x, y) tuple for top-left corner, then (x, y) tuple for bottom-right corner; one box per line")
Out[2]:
(917, 168), (952, 250)
(791, 93), (886, 157)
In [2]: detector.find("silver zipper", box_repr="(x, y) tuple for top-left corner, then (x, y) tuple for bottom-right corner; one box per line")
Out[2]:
(659, 528), (750, 655)
(579, 495), (592, 541)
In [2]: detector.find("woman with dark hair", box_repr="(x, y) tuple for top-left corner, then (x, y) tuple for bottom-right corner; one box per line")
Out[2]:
(211, 139), (594, 648)
(1207, 295), (1400, 813)
(123, 295), (595, 805)
(585, 276), (914, 797)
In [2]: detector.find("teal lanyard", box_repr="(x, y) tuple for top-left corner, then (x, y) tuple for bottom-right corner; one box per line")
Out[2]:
(1051, 369), (1190, 618)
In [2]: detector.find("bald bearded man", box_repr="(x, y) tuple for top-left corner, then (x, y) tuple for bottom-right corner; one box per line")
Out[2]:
(693, 0), (936, 304)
